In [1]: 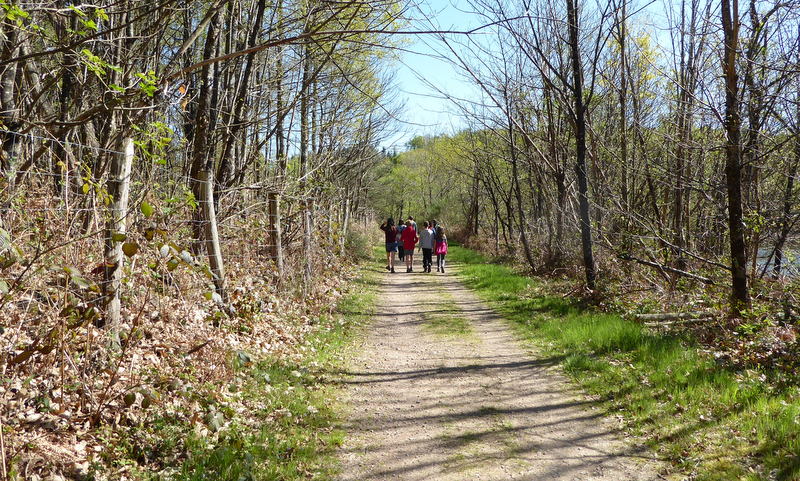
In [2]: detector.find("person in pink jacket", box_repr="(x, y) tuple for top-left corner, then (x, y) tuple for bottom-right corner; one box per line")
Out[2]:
(434, 226), (448, 273)
(400, 220), (419, 272)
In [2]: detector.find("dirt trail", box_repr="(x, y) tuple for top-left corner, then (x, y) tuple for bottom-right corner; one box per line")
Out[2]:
(336, 257), (664, 480)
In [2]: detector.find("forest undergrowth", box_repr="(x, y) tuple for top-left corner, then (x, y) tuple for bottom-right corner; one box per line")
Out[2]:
(449, 245), (800, 481)
(460, 232), (800, 376)
(0, 206), (378, 480)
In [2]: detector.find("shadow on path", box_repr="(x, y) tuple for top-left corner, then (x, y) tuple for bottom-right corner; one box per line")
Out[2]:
(335, 257), (663, 481)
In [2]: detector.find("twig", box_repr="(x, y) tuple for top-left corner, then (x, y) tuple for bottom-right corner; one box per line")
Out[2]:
(561, 284), (583, 298)
(618, 253), (715, 284)
(643, 318), (714, 327)
(0, 408), (7, 480)
(650, 237), (732, 271)
(634, 312), (713, 321)
(185, 340), (213, 356)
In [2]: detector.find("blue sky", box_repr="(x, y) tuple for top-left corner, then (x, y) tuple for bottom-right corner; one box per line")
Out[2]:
(381, 0), (673, 151)
(381, 0), (481, 150)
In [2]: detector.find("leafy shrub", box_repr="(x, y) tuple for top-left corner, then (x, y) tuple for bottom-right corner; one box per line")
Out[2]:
(344, 226), (375, 261)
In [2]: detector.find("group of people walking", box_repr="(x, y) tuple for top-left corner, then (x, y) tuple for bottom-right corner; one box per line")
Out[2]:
(380, 216), (448, 273)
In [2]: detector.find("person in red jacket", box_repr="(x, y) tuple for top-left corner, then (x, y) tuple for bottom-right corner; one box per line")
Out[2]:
(400, 219), (419, 272)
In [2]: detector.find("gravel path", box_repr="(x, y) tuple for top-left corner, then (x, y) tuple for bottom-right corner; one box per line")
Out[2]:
(336, 257), (664, 480)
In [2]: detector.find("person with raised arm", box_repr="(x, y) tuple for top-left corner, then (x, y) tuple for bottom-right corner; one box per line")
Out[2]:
(380, 217), (398, 273)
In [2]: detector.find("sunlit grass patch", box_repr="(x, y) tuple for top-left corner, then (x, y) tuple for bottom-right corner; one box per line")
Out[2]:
(421, 286), (474, 338)
(449, 246), (800, 481)
(423, 310), (473, 337)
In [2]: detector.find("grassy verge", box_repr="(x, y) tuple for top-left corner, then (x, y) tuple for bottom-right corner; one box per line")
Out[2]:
(181, 272), (380, 481)
(101, 264), (381, 481)
(448, 246), (800, 481)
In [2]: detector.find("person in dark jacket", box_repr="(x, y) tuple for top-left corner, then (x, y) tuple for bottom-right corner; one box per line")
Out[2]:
(396, 218), (406, 262)
(380, 218), (398, 273)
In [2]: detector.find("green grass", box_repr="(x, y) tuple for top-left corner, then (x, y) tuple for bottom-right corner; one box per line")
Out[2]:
(423, 309), (473, 337)
(421, 285), (474, 338)
(448, 246), (800, 481)
(176, 359), (346, 481)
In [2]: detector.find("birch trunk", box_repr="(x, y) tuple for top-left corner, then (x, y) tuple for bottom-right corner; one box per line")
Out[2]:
(103, 138), (134, 345)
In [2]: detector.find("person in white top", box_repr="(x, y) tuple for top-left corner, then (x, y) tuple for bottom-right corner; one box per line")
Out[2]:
(418, 221), (435, 273)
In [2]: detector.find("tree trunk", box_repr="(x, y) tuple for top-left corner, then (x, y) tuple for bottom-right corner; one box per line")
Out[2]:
(340, 196), (350, 256)
(199, 168), (226, 299)
(615, 0), (630, 223)
(555, 169), (566, 258)
(775, 101), (800, 277)
(188, 12), (227, 302)
(774, 166), (795, 278)
(743, 0), (766, 281)
(300, 40), (313, 290)
(216, 0), (266, 190)
(103, 138), (134, 346)
(567, 0), (597, 290)
(494, 209), (500, 252)
(271, 0), (286, 277)
(506, 96), (537, 270)
(469, 162), (480, 236)
(721, 0), (750, 310)
(0, 21), (20, 179)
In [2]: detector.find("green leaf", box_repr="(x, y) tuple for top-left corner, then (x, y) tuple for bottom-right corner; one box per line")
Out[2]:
(0, 279), (9, 294)
(81, 183), (90, 194)
(0, 228), (11, 249)
(81, 18), (97, 31)
(95, 7), (109, 21)
(111, 232), (127, 242)
(2, 4), (30, 24)
(201, 265), (214, 279)
(141, 201), (154, 218)
(185, 192), (198, 209)
(0, 255), (16, 269)
(70, 274), (91, 290)
(122, 242), (139, 257)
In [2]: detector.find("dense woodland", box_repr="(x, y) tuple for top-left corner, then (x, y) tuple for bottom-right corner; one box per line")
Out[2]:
(374, 0), (800, 315)
(0, 0), (401, 478)
(1, 0), (800, 478)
